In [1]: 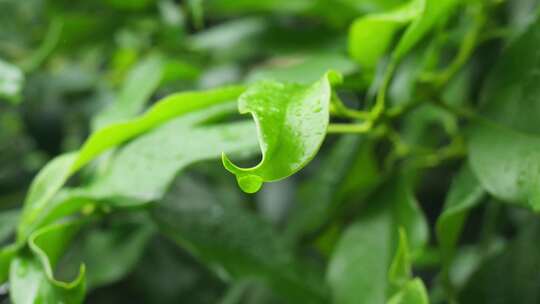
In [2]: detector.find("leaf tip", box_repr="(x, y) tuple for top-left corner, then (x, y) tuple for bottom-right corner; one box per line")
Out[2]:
(326, 70), (343, 86)
(222, 152), (263, 193)
(237, 175), (263, 193)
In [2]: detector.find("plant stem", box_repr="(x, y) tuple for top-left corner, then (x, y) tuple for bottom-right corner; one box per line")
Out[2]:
(20, 18), (63, 72)
(372, 60), (398, 119)
(219, 280), (253, 304)
(327, 122), (372, 134)
(330, 97), (371, 120)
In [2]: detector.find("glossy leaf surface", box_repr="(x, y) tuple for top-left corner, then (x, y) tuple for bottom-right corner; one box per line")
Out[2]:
(24, 103), (258, 234)
(222, 72), (340, 193)
(18, 86), (245, 238)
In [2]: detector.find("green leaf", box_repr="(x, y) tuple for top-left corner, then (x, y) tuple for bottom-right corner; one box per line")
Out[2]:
(0, 210), (20, 283)
(468, 19), (540, 210)
(18, 153), (78, 240)
(222, 71), (341, 193)
(74, 216), (154, 289)
(387, 279), (429, 304)
(18, 85), (245, 238)
(23, 103), (258, 234)
(392, 0), (459, 62)
(152, 175), (328, 304)
(93, 54), (165, 129)
(0, 209), (20, 243)
(10, 220), (85, 304)
(86, 105), (257, 202)
(388, 229), (413, 289)
(327, 176), (428, 304)
(459, 219), (540, 304)
(0, 243), (19, 284)
(348, 0), (422, 70)
(348, 0), (459, 70)
(387, 230), (429, 304)
(285, 135), (381, 244)
(0, 58), (24, 104)
(436, 164), (484, 271)
(206, 0), (312, 14)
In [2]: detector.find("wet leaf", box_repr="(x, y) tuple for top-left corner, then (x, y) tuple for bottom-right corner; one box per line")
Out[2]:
(18, 86), (245, 238)
(222, 71), (341, 193)
(10, 220), (85, 304)
(23, 103), (258, 234)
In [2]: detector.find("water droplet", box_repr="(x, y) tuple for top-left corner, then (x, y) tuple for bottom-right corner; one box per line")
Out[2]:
(237, 174), (263, 193)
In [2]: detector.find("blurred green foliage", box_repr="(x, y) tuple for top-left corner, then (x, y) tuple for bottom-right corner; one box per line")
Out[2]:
(2, 0), (540, 303)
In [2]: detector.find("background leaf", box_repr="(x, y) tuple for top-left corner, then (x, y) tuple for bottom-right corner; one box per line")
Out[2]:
(327, 175), (428, 304)
(152, 174), (328, 304)
(0, 58), (24, 104)
(468, 18), (540, 210)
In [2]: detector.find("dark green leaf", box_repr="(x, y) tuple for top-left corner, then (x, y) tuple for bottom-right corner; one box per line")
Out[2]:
(468, 19), (540, 210)
(0, 209), (19, 243)
(285, 135), (381, 243)
(436, 164), (484, 269)
(327, 176), (428, 304)
(459, 219), (540, 304)
(152, 175), (328, 304)
(75, 216), (154, 289)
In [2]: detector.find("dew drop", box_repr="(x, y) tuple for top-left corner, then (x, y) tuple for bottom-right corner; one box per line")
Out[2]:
(237, 174), (263, 193)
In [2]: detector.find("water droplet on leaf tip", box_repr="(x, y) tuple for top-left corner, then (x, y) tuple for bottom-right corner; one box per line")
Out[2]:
(237, 174), (263, 193)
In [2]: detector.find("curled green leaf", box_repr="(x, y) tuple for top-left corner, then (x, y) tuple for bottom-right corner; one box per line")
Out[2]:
(10, 220), (86, 304)
(222, 71), (342, 193)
